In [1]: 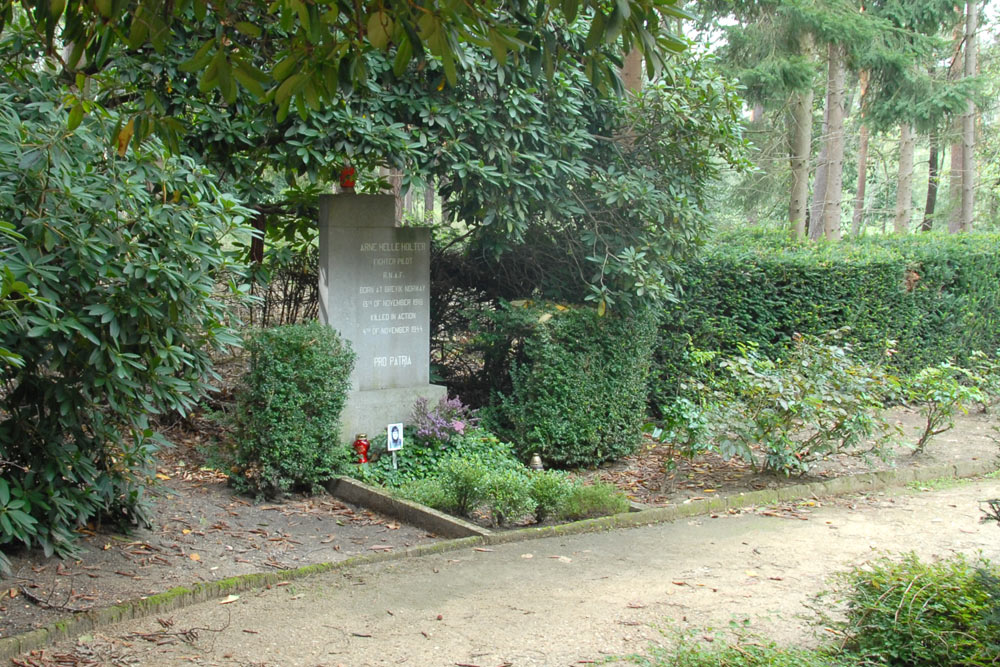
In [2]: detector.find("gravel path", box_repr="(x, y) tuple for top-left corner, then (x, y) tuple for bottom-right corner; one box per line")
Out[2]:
(32, 477), (1000, 666)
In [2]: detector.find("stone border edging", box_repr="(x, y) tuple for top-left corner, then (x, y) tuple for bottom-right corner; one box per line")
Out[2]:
(326, 476), (491, 539)
(2, 458), (996, 662)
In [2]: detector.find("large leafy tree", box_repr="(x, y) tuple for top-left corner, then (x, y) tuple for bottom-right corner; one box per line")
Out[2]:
(0, 0), (690, 125)
(0, 34), (253, 568)
(71, 7), (747, 309)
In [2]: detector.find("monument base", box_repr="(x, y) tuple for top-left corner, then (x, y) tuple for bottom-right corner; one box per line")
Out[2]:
(339, 384), (448, 444)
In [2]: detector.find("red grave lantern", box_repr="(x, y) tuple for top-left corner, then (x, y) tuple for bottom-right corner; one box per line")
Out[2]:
(339, 165), (356, 190)
(352, 433), (370, 464)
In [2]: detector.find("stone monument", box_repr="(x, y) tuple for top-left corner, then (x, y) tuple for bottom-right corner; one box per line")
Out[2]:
(318, 193), (447, 443)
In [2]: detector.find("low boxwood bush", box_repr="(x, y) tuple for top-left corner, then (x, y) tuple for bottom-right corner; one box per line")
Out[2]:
(482, 467), (536, 526)
(485, 302), (658, 468)
(390, 433), (628, 525)
(559, 481), (630, 520)
(394, 439), (525, 520)
(836, 553), (1000, 666)
(231, 323), (354, 497)
(529, 470), (574, 522)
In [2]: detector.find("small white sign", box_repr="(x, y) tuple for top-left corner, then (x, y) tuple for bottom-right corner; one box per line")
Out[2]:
(387, 423), (404, 451)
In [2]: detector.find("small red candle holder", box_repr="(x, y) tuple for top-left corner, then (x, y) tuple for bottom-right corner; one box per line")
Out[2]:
(352, 433), (370, 464)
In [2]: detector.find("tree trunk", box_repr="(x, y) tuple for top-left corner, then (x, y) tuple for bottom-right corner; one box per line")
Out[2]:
(922, 129), (939, 231)
(947, 23), (964, 233)
(788, 32), (814, 242)
(808, 80), (829, 241)
(819, 42), (847, 240)
(894, 123), (914, 234)
(789, 87), (814, 241)
(960, 0), (977, 232)
(948, 129), (963, 232)
(424, 179), (435, 224)
(850, 71), (870, 237)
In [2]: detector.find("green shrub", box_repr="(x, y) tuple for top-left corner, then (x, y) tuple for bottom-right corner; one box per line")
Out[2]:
(482, 467), (536, 526)
(836, 553), (1000, 666)
(706, 331), (897, 475)
(907, 362), (986, 453)
(558, 482), (630, 520)
(434, 455), (490, 517)
(487, 302), (658, 468)
(394, 477), (456, 514)
(232, 323), (354, 497)
(0, 64), (251, 569)
(652, 231), (1000, 406)
(644, 396), (713, 488)
(389, 434), (567, 526)
(528, 470), (574, 522)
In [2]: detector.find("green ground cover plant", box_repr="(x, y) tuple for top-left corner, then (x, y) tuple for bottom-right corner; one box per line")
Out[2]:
(835, 553), (1000, 666)
(363, 400), (629, 527)
(626, 631), (847, 667)
(355, 395), (485, 489)
(230, 323), (354, 497)
(528, 470), (575, 522)
(390, 438), (629, 526)
(559, 481), (631, 520)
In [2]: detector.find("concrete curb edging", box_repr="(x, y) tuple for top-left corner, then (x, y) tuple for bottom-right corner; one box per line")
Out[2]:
(2, 459), (996, 661)
(326, 476), (491, 539)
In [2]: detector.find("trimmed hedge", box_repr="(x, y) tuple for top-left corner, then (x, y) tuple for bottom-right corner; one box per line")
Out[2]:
(485, 302), (658, 468)
(231, 323), (355, 497)
(652, 231), (1000, 405)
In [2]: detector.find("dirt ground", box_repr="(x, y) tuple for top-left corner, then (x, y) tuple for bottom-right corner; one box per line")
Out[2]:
(583, 405), (999, 505)
(0, 405), (996, 648)
(0, 418), (437, 639)
(19, 476), (1000, 666)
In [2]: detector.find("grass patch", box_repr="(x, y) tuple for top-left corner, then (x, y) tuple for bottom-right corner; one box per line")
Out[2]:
(906, 476), (966, 492)
(620, 629), (849, 667)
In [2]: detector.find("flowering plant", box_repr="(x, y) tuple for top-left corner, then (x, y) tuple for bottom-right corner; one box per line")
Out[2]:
(410, 396), (479, 445)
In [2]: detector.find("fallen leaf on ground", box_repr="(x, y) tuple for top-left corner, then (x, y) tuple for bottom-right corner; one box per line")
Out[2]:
(219, 595), (239, 604)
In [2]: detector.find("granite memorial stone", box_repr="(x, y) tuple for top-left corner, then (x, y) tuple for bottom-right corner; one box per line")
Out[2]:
(318, 193), (446, 443)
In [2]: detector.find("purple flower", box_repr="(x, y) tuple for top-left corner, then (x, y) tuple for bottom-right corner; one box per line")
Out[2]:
(409, 396), (478, 444)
